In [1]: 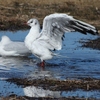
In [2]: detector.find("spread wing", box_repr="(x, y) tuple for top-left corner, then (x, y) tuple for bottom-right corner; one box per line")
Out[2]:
(38, 13), (99, 50)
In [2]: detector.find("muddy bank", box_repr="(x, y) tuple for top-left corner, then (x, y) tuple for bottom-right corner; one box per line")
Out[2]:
(1, 78), (99, 100)
(82, 37), (100, 50)
(7, 78), (100, 91)
(0, 18), (29, 31)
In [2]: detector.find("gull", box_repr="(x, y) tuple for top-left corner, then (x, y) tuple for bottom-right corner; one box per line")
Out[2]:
(25, 13), (99, 67)
(0, 35), (31, 56)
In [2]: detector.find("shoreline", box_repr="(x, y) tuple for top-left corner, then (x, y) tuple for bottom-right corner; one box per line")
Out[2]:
(1, 77), (100, 100)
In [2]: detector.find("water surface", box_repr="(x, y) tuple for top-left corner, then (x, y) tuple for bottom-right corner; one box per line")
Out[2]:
(0, 30), (100, 98)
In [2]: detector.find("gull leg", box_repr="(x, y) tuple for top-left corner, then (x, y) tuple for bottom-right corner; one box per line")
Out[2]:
(40, 60), (45, 67)
(37, 60), (45, 69)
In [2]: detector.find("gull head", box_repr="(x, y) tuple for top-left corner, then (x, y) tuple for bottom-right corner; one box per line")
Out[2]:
(27, 18), (39, 27)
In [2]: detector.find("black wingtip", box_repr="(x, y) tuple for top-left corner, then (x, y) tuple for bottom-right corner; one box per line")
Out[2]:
(91, 28), (99, 35)
(96, 29), (99, 35)
(87, 30), (97, 35)
(71, 20), (99, 35)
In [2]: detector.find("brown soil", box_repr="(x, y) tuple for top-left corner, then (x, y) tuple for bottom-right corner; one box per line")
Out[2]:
(0, 0), (100, 31)
(82, 37), (100, 50)
(7, 78), (100, 91)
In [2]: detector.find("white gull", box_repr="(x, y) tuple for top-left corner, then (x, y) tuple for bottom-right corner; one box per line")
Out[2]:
(25, 13), (99, 67)
(0, 35), (31, 56)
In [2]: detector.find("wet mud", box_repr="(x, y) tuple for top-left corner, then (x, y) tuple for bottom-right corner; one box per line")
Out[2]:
(82, 37), (100, 50)
(1, 78), (99, 100)
(7, 78), (100, 91)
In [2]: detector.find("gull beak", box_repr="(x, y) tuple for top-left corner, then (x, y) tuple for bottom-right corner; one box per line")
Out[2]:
(23, 21), (28, 26)
(27, 22), (30, 26)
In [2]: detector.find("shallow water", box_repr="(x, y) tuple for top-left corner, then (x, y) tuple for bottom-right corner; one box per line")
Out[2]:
(0, 30), (100, 98)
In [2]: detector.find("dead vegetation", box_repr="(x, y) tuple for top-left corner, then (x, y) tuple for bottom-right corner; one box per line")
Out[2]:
(0, 0), (100, 30)
(82, 37), (100, 50)
(7, 78), (100, 91)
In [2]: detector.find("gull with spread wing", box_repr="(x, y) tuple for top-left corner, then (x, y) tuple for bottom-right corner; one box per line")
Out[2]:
(25, 13), (99, 67)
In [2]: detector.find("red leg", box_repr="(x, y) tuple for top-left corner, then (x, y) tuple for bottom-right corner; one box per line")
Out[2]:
(37, 60), (45, 68)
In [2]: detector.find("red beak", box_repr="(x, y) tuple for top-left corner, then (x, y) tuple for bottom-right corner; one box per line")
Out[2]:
(23, 21), (28, 26)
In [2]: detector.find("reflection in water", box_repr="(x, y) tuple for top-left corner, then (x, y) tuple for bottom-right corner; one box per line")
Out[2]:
(0, 56), (37, 79)
(0, 80), (60, 98)
(0, 56), (29, 67)
(27, 70), (53, 79)
(24, 86), (61, 98)
(0, 56), (54, 79)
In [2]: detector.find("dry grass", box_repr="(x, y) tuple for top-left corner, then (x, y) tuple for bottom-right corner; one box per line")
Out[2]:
(0, 0), (99, 6)
(0, 0), (100, 30)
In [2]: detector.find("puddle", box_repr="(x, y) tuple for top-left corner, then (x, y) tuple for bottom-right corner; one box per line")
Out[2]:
(0, 80), (24, 96)
(0, 80), (61, 98)
(0, 30), (100, 99)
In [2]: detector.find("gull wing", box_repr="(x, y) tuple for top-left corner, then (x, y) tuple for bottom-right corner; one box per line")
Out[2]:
(38, 13), (99, 50)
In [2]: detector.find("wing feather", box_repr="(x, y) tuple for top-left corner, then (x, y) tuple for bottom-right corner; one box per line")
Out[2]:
(38, 13), (98, 50)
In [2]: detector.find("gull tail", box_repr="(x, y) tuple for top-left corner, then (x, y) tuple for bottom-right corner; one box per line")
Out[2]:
(70, 19), (99, 35)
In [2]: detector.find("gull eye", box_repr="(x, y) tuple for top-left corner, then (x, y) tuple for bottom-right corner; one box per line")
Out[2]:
(30, 20), (33, 23)
(35, 22), (37, 25)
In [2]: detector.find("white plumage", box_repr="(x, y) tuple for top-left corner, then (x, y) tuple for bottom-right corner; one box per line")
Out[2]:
(25, 13), (98, 66)
(0, 35), (31, 56)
